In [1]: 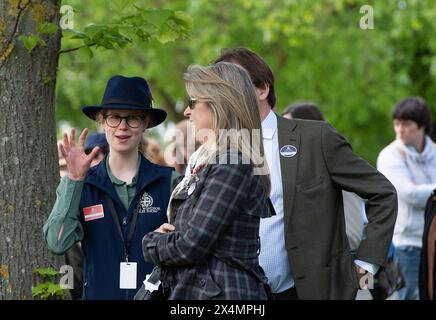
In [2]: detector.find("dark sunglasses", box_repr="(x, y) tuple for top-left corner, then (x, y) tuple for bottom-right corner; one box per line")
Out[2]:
(188, 97), (197, 109)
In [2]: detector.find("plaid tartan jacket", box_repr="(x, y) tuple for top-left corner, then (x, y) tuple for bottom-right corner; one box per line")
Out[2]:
(142, 152), (273, 299)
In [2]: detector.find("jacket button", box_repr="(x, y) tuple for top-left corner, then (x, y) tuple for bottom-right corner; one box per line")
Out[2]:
(199, 279), (206, 286)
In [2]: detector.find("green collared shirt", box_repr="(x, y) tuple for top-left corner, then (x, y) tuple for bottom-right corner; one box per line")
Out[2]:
(106, 156), (140, 211)
(43, 156), (141, 255)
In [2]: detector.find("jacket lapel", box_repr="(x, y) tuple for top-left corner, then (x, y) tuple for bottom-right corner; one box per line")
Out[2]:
(276, 115), (300, 231)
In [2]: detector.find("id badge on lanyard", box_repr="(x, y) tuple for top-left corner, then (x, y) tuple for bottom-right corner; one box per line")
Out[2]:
(105, 194), (140, 290)
(120, 262), (137, 289)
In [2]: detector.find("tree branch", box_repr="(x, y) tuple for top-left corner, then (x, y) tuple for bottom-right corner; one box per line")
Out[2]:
(148, 77), (182, 122)
(0, 0), (32, 68)
(59, 43), (96, 54)
(133, 53), (182, 122)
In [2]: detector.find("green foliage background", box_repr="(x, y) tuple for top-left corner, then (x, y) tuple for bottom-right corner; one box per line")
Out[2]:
(56, 0), (436, 164)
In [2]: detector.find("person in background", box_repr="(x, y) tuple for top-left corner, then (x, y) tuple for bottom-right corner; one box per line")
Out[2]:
(145, 137), (167, 166)
(214, 47), (397, 300)
(168, 119), (199, 175)
(44, 75), (172, 299)
(282, 102), (325, 121)
(377, 96), (436, 300)
(85, 132), (109, 166)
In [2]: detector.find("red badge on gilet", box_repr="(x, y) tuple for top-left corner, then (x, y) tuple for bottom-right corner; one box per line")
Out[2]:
(83, 204), (104, 221)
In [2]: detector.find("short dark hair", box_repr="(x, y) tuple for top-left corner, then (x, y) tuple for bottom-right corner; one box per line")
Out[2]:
(213, 47), (276, 108)
(282, 102), (325, 121)
(393, 97), (432, 134)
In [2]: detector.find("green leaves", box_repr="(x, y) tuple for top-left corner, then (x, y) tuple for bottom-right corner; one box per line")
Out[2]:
(38, 22), (59, 35)
(56, 0), (436, 165)
(63, 24), (131, 49)
(19, 22), (58, 53)
(65, 29), (87, 40)
(137, 8), (173, 27)
(32, 282), (65, 299)
(120, 7), (192, 44)
(173, 11), (193, 30)
(19, 34), (46, 53)
(60, 6), (192, 55)
(32, 267), (66, 300)
(107, 0), (131, 13)
(33, 267), (59, 276)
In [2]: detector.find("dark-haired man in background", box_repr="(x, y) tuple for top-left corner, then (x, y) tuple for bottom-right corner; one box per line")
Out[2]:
(215, 47), (398, 300)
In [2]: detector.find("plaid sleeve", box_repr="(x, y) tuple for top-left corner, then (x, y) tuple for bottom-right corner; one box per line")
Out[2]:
(142, 163), (252, 266)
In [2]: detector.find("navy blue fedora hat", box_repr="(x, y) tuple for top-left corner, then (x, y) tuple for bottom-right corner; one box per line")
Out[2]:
(82, 75), (167, 128)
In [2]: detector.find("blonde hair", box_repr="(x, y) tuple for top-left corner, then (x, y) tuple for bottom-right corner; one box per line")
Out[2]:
(184, 62), (270, 194)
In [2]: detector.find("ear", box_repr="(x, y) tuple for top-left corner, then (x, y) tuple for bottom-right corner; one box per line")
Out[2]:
(256, 83), (270, 103)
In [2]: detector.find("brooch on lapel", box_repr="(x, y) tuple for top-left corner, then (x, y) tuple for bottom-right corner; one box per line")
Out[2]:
(186, 165), (203, 196)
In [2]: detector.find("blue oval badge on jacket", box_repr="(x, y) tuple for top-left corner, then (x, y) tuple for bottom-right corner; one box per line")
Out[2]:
(280, 145), (298, 158)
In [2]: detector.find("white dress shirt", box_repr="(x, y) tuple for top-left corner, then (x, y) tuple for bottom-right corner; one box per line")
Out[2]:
(259, 111), (294, 293)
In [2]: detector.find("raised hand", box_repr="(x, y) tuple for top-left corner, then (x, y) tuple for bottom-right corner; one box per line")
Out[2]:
(59, 128), (101, 181)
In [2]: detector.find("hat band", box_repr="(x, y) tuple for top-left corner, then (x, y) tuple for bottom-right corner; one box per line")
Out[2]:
(102, 98), (151, 108)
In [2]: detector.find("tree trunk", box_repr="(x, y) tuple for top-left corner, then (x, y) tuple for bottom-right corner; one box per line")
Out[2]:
(0, 0), (62, 299)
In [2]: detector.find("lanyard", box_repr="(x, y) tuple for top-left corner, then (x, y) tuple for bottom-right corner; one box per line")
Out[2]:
(105, 193), (140, 262)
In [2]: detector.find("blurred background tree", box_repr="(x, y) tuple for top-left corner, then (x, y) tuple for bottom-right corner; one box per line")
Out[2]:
(56, 0), (436, 164)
